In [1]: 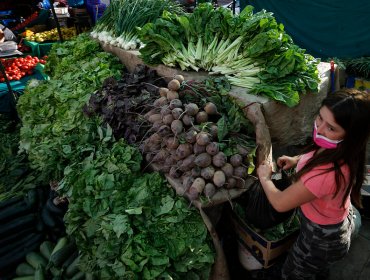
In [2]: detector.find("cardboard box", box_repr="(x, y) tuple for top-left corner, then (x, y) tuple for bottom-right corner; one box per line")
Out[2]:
(230, 211), (298, 268)
(53, 7), (69, 15)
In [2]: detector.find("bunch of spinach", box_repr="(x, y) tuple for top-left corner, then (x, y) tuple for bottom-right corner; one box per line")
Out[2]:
(17, 34), (123, 181)
(59, 134), (215, 279)
(138, 3), (320, 107)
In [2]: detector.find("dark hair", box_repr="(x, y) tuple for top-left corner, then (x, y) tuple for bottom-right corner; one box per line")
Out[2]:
(295, 89), (370, 208)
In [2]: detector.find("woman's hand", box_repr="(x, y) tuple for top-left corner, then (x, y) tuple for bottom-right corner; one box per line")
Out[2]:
(277, 155), (300, 170)
(257, 161), (273, 182)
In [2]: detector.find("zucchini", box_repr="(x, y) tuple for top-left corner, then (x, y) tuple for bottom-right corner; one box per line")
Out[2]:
(25, 188), (38, 208)
(46, 197), (66, 215)
(50, 236), (69, 256)
(39, 240), (55, 260)
(25, 252), (48, 269)
(66, 256), (80, 277)
(34, 264), (46, 280)
(41, 206), (56, 228)
(0, 213), (36, 239)
(0, 227), (34, 248)
(61, 250), (78, 270)
(12, 276), (35, 280)
(0, 232), (41, 257)
(15, 262), (35, 276)
(49, 240), (77, 268)
(70, 271), (85, 280)
(0, 200), (32, 223)
(0, 195), (22, 210)
(49, 265), (62, 277)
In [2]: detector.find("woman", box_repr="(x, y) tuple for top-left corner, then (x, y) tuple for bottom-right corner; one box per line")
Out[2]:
(257, 89), (370, 280)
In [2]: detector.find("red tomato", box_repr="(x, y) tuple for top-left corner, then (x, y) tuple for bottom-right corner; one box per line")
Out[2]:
(39, 60), (46, 64)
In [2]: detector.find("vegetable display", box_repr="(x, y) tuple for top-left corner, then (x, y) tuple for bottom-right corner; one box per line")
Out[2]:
(90, 0), (184, 50)
(23, 27), (76, 42)
(0, 55), (46, 82)
(138, 3), (320, 107)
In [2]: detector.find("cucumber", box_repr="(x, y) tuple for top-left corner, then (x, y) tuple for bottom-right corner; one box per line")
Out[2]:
(66, 256), (80, 277)
(70, 271), (85, 280)
(39, 240), (55, 260)
(16, 262), (35, 276)
(0, 213), (36, 239)
(49, 265), (62, 277)
(25, 188), (38, 208)
(49, 241), (77, 268)
(0, 227), (34, 248)
(26, 252), (48, 269)
(46, 197), (66, 215)
(34, 264), (46, 280)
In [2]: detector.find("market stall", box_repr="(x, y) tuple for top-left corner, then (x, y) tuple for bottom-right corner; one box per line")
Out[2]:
(0, 2), (350, 280)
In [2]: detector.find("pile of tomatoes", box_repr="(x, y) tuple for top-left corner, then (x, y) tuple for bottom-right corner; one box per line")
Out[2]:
(0, 55), (47, 82)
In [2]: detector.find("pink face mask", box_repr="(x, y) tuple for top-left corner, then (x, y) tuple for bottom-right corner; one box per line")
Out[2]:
(313, 121), (343, 149)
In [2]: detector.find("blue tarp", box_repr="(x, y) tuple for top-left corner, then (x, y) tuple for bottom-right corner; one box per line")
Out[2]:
(245, 0), (370, 59)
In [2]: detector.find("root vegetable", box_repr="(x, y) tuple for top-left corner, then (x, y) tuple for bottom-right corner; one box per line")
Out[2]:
(160, 105), (171, 117)
(166, 137), (179, 150)
(162, 114), (174, 125)
(165, 155), (177, 166)
(213, 170), (226, 188)
(149, 133), (162, 145)
(193, 142), (206, 155)
(167, 90), (179, 101)
(206, 142), (219, 155)
(188, 177), (206, 200)
(191, 166), (201, 177)
(169, 99), (182, 109)
(172, 108), (184, 120)
(159, 87), (169, 97)
(204, 102), (219, 115)
(145, 153), (154, 163)
(201, 166), (215, 180)
(226, 177), (236, 189)
(179, 154), (196, 172)
(171, 119), (183, 134)
(194, 153), (212, 168)
(234, 166), (247, 179)
(148, 114), (162, 124)
(152, 149), (169, 163)
(230, 154), (243, 167)
(162, 165), (171, 173)
(212, 152), (227, 167)
(196, 111), (208, 124)
(182, 114), (194, 126)
(157, 125), (171, 137)
(184, 103), (199, 116)
(204, 183), (216, 198)
(153, 96), (168, 107)
(208, 124), (218, 139)
(168, 79), (181, 91)
(182, 175), (194, 192)
(237, 144), (250, 156)
(176, 143), (193, 159)
(144, 109), (159, 120)
(174, 74), (185, 83)
(169, 166), (182, 178)
(196, 132), (211, 146)
(221, 163), (234, 177)
(152, 121), (164, 131)
(185, 130), (197, 144)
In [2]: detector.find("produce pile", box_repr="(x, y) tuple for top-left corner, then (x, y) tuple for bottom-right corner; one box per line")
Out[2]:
(90, 0), (184, 50)
(138, 4), (320, 107)
(0, 55), (46, 82)
(23, 27), (76, 42)
(11, 34), (216, 279)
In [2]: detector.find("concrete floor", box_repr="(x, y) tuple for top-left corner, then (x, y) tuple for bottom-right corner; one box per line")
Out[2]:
(329, 217), (370, 280)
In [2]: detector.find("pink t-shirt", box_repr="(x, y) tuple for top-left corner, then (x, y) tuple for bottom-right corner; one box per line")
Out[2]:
(297, 151), (350, 225)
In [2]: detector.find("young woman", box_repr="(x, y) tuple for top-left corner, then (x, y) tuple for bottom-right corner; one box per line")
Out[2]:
(257, 89), (370, 280)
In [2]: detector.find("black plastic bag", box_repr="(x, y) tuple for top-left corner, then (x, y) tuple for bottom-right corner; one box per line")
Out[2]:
(237, 171), (295, 230)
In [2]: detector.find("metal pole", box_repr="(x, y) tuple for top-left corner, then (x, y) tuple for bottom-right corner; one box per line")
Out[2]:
(48, 0), (64, 42)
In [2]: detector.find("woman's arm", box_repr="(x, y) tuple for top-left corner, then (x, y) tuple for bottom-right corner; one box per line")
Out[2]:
(258, 162), (316, 212)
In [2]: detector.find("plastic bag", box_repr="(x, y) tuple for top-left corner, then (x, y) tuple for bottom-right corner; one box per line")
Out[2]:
(237, 171), (295, 230)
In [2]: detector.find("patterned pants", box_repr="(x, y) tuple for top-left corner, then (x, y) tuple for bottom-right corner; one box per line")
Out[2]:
(281, 208), (354, 280)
